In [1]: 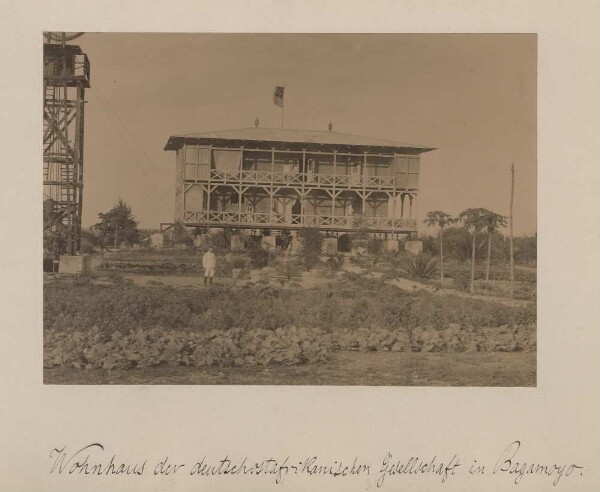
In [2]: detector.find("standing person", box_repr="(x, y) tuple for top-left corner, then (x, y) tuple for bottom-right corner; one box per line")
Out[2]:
(202, 247), (217, 286)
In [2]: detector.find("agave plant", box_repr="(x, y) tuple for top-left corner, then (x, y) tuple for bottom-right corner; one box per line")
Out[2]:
(398, 254), (438, 279)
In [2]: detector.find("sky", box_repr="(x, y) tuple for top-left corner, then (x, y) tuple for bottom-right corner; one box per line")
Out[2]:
(74, 33), (536, 235)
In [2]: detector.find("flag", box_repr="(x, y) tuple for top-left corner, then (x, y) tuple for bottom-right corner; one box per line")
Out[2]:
(274, 86), (284, 107)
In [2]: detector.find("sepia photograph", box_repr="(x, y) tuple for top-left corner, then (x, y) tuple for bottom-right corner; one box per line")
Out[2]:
(43, 33), (537, 386)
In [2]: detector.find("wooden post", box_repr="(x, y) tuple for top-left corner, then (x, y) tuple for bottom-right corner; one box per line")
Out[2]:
(301, 150), (306, 223)
(509, 163), (515, 299)
(332, 152), (337, 218)
(400, 194), (405, 218)
(271, 148), (275, 175)
(207, 147), (213, 217)
(486, 230), (492, 289)
(470, 229), (476, 294)
(270, 149), (275, 223)
(440, 225), (444, 286)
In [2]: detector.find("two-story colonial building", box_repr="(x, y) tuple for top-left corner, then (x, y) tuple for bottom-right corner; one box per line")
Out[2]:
(164, 127), (434, 245)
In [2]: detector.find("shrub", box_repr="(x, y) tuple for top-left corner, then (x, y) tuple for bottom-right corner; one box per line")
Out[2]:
(207, 230), (230, 250)
(381, 249), (405, 268)
(248, 248), (271, 269)
(325, 254), (344, 273)
(244, 235), (262, 250)
(231, 257), (247, 269)
(298, 228), (324, 271)
(367, 238), (384, 256)
(399, 254), (438, 279)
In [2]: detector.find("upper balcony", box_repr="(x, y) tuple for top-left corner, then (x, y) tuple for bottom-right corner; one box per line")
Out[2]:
(186, 169), (419, 191)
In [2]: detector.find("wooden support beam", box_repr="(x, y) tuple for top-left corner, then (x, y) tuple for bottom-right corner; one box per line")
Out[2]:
(332, 151), (337, 217)
(301, 150), (306, 220)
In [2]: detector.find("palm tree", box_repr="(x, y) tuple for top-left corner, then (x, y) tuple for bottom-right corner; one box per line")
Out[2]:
(424, 211), (455, 286)
(482, 211), (508, 282)
(458, 208), (488, 293)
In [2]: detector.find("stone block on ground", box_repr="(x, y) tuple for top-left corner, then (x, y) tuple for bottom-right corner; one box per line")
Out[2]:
(58, 255), (90, 274)
(261, 236), (277, 251)
(150, 233), (164, 248)
(230, 235), (245, 251)
(289, 237), (302, 255)
(384, 240), (399, 252)
(322, 237), (338, 255)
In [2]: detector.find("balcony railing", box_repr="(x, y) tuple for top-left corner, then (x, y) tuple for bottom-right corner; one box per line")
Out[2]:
(182, 210), (417, 232)
(199, 169), (418, 190)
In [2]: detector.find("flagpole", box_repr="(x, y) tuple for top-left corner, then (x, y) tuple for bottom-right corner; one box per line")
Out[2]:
(281, 105), (284, 129)
(509, 163), (515, 299)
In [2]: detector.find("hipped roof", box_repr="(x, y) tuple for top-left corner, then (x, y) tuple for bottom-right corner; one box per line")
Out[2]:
(164, 127), (435, 154)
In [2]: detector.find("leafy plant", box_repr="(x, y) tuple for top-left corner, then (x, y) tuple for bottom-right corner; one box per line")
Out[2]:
(298, 227), (324, 271)
(44, 321), (536, 371)
(399, 254), (438, 279)
(231, 257), (247, 269)
(248, 248), (271, 269)
(325, 254), (344, 273)
(209, 230), (230, 250)
(381, 249), (405, 268)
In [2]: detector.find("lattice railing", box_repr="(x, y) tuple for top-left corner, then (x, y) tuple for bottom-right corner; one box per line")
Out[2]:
(183, 210), (417, 231)
(203, 170), (416, 189)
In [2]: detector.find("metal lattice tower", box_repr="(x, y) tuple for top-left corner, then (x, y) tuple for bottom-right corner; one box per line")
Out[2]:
(43, 33), (90, 255)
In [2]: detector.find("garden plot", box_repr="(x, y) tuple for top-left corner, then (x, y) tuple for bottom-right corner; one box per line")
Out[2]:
(44, 274), (536, 386)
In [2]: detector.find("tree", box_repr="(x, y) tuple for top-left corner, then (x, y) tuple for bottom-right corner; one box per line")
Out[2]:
(424, 211), (455, 286)
(482, 211), (508, 282)
(171, 222), (193, 247)
(298, 227), (324, 271)
(458, 208), (489, 293)
(80, 228), (101, 254)
(93, 199), (140, 249)
(513, 234), (537, 264)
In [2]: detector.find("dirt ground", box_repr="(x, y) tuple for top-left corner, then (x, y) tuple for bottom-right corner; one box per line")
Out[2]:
(44, 351), (536, 386)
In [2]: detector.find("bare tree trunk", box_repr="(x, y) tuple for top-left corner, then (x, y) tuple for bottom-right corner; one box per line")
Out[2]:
(440, 227), (444, 287)
(470, 231), (476, 293)
(486, 231), (492, 282)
